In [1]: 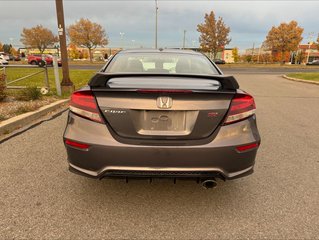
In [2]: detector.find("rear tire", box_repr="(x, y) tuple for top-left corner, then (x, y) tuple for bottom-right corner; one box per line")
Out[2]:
(38, 60), (46, 67)
(30, 61), (38, 65)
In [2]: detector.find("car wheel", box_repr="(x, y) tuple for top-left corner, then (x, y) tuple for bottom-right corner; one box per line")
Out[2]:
(30, 61), (38, 65)
(38, 60), (46, 67)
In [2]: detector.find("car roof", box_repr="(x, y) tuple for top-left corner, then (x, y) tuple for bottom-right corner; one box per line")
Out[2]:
(117, 48), (202, 56)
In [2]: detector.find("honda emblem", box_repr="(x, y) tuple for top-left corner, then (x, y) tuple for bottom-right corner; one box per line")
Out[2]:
(157, 96), (173, 109)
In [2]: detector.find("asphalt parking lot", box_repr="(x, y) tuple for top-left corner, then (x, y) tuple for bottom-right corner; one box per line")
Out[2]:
(1, 73), (319, 239)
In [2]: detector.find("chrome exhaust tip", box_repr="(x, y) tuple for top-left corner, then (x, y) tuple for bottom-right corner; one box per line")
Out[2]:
(201, 179), (217, 189)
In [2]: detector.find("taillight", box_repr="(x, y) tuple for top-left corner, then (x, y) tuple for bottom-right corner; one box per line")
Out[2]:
(69, 90), (103, 123)
(224, 93), (256, 125)
(236, 142), (259, 152)
(65, 139), (90, 150)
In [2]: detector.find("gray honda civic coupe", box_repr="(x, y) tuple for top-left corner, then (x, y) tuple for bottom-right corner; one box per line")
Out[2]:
(63, 49), (260, 188)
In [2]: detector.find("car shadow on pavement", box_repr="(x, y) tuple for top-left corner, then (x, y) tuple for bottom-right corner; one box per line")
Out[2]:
(70, 176), (253, 210)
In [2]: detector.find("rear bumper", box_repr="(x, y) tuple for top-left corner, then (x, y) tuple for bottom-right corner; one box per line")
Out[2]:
(64, 112), (260, 180)
(69, 163), (254, 180)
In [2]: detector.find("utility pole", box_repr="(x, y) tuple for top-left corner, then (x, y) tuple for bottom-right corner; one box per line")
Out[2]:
(55, 0), (74, 93)
(155, 0), (158, 49)
(120, 32), (125, 49)
(182, 30), (186, 49)
(251, 42), (255, 63)
(257, 43), (263, 63)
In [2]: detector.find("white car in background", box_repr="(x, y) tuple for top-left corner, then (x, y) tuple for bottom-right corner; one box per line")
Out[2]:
(0, 52), (10, 61)
(0, 56), (9, 65)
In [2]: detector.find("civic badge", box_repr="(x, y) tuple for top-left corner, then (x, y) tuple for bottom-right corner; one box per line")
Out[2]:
(157, 96), (173, 109)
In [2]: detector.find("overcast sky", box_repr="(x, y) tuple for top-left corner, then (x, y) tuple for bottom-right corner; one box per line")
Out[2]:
(0, 0), (318, 51)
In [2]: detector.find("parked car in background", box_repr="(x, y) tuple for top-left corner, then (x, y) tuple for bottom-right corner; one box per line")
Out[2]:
(306, 60), (319, 65)
(213, 59), (226, 64)
(27, 54), (62, 66)
(0, 52), (10, 61)
(13, 55), (21, 61)
(8, 54), (15, 61)
(64, 49), (261, 189)
(0, 56), (9, 65)
(8, 54), (21, 61)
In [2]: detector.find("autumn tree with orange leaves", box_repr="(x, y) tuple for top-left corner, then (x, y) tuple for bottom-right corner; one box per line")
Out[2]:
(67, 18), (108, 63)
(20, 25), (58, 54)
(232, 47), (239, 63)
(68, 43), (80, 60)
(264, 21), (303, 63)
(197, 11), (231, 59)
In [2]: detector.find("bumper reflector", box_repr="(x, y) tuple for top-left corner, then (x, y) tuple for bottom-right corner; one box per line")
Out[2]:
(236, 142), (259, 152)
(65, 139), (90, 150)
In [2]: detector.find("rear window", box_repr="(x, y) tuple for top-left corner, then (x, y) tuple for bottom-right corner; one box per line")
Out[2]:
(105, 52), (219, 75)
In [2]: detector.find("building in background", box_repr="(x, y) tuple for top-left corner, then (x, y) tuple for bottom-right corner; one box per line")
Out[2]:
(18, 45), (242, 63)
(18, 47), (59, 56)
(297, 44), (319, 63)
(18, 47), (122, 61)
(186, 47), (236, 63)
(245, 47), (270, 56)
(221, 48), (235, 63)
(242, 43), (319, 64)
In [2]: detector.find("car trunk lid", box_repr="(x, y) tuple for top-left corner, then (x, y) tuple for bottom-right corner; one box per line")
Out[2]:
(91, 75), (238, 141)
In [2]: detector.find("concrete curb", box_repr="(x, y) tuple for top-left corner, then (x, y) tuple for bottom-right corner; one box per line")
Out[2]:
(282, 75), (319, 85)
(0, 99), (69, 135)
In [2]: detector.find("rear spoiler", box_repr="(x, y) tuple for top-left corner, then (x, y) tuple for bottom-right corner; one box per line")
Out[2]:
(88, 73), (239, 90)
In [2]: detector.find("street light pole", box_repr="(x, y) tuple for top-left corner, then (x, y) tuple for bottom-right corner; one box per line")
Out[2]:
(306, 32), (314, 64)
(120, 32), (125, 49)
(182, 30), (186, 49)
(257, 43), (263, 63)
(192, 40), (196, 48)
(251, 42), (255, 63)
(55, 0), (73, 93)
(155, 0), (158, 49)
